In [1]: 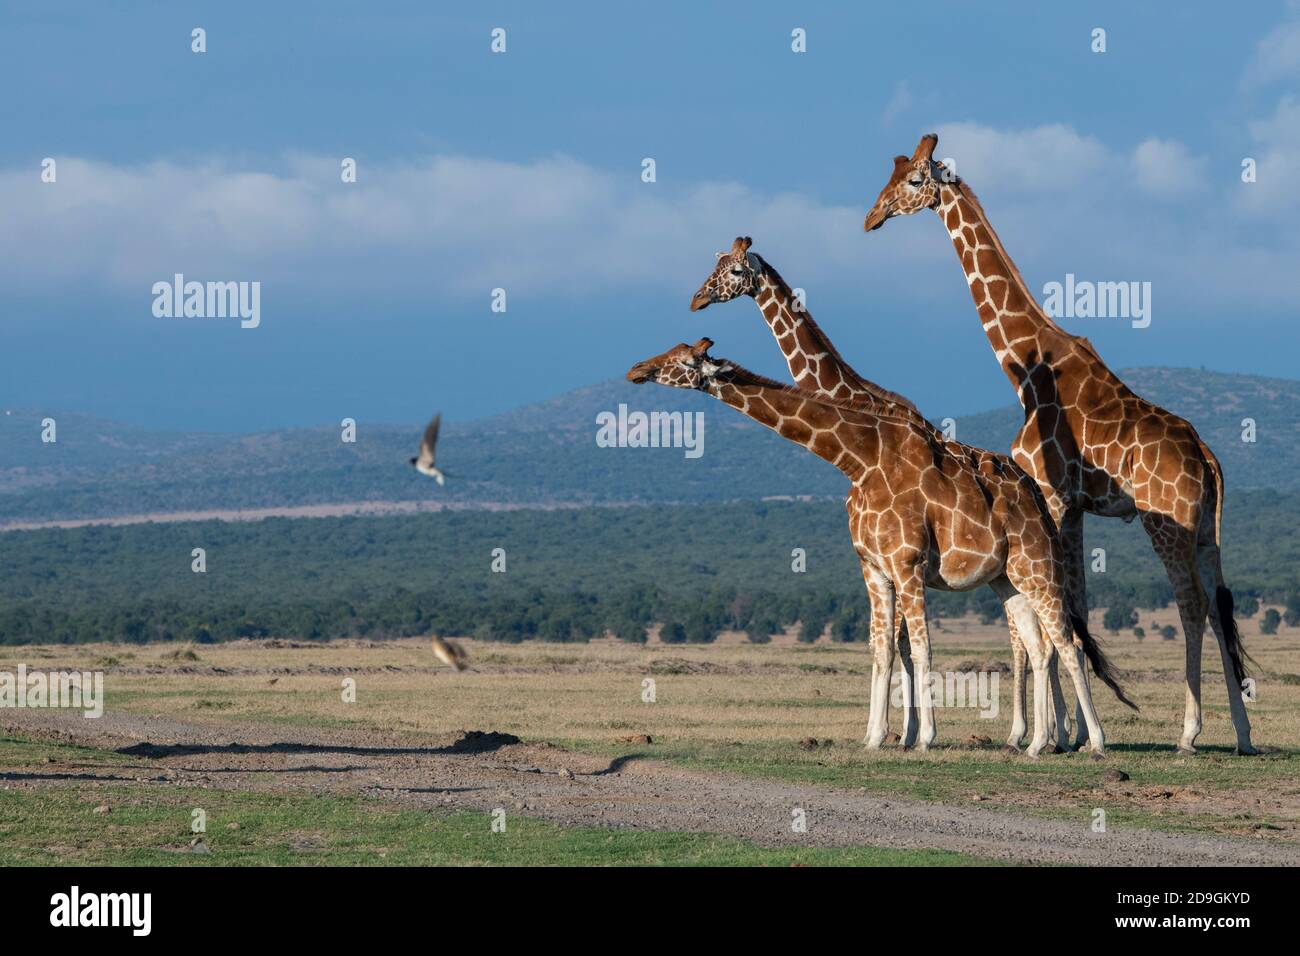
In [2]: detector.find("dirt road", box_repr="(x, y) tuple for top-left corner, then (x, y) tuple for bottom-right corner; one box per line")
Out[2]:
(5, 709), (1296, 866)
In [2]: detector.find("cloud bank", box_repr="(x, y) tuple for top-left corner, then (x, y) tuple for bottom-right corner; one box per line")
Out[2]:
(4, 107), (1299, 322)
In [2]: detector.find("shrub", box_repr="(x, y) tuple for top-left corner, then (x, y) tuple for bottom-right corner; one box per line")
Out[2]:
(1103, 604), (1138, 634)
(613, 617), (647, 644)
(1261, 608), (1281, 635)
(659, 621), (686, 644)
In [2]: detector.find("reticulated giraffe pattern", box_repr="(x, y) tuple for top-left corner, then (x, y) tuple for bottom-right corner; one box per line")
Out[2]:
(863, 133), (1256, 755)
(689, 237), (1074, 749)
(627, 338), (1132, 756)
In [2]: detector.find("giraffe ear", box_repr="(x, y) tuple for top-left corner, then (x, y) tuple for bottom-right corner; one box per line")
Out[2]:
(731, 237), (752, 254)
(689, 337), (714, 356)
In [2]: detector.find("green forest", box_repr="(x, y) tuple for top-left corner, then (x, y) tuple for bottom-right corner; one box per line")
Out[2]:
(1, 493), (1298, 646)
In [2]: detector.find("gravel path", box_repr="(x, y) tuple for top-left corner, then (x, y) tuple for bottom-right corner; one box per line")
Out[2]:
(5, 709), (1297, 866)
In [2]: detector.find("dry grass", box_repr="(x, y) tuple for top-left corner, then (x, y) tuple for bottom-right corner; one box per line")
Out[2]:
(4, 611), (1299, 840)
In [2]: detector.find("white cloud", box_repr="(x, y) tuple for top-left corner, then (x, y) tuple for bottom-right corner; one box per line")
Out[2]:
(932, 122), (1112, 192)
(1236, 94), (1300, 217)
(1131, 137), (1209, 199)
(3, 118), (1300, 326)
(1242, 3), (1300, 89)
(0, 152), (963, 314)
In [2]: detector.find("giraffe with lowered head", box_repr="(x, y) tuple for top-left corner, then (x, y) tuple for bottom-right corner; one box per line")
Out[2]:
(862, 133), (1256, 755)
(689, 236), (1075, 750)
(627, 337), (1134, 755)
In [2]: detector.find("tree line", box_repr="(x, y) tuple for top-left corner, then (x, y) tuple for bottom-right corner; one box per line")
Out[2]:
(1, 494), (1297, 645)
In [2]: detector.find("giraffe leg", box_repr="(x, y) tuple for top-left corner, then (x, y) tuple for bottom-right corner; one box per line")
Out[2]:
(1049, 617), (1108, 756)
(1006, 616), (1028, 750)
(1045, 646), (1073, 753)
(1197, 540), (1257, 755)
(993, 583), (1051, 756)
(862, 566), (897, 750)
(1057, 509), (1090, 751)
(1064, 651), (1093, 752)
(1143, 515), (1208, 754)
(896, 576), (936, 752)
(895, 616), (919, 748)
(1008, 578), (1109, 756)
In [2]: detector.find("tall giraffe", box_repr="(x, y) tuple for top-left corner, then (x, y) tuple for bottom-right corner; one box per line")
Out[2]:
(689, 237), (1074, 750)
(627, 337), (1133, 755)
(862, 133), (1256, 755)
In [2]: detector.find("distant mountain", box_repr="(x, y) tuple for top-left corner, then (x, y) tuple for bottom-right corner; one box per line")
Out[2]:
(2, 366), (1297, 524)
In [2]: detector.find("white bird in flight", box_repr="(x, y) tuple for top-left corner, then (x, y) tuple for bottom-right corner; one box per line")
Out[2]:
(410, 412), (448, 485)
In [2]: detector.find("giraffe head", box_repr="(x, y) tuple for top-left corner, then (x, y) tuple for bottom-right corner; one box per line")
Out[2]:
(626, 337), (733, 390)
(862, 133), (951, 232)
(689, 237), (762, 311)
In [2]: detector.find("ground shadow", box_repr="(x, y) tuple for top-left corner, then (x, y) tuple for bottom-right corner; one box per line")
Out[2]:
(589, 753), (648, 775)
(117, 730), (522, 760)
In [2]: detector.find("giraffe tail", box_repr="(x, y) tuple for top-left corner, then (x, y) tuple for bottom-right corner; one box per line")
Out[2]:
(1070, 611), (1139, 711)
(1215, 586), (1254, 685)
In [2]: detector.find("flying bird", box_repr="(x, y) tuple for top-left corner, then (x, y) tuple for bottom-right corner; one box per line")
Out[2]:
(430, 636), (469, 671)
(410, 412), (448, 485)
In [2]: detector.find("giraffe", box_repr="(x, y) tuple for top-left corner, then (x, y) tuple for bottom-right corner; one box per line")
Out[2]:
(627, 337), (1134, 755)
(689, 236), (1076, 750)
(862, 133), (1257, 755)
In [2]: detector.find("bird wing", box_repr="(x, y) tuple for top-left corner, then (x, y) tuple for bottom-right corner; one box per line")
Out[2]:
(431, 636), (468, 671)
(417, 413), (441, 467)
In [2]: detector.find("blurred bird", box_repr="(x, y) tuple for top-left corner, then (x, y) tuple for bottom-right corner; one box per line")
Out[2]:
(430, 636), (469, 671)
(410, 412), (448, 485)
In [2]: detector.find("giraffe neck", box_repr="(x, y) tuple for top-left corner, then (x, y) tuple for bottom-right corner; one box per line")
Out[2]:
(703, 370), (880, 483)
(934, 181), (1121, 407)
(752, 256), (921, 416)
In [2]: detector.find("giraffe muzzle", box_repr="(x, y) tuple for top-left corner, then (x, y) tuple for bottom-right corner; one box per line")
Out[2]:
(689, 291), (712, 312)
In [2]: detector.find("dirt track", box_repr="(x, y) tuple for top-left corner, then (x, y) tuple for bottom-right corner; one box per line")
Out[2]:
(5, 709), (1297, 866)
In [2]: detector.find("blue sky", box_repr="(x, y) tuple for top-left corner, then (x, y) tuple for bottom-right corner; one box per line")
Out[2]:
(2, 1), (1298, 431)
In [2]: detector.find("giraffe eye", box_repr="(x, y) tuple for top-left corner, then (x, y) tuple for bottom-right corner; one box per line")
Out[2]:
(730, 267), (745, 276)
(908, 177), (924, 187)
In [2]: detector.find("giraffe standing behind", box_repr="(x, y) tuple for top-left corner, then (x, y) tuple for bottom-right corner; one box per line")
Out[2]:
(689, 236), (1076, 750)
(862, 133), (1256, 755)
(628, 338), (1133, 755)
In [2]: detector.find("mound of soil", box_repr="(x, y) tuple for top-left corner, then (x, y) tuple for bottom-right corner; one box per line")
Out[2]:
(649, 658), (725, 675)
(952, 659), (1013, 675)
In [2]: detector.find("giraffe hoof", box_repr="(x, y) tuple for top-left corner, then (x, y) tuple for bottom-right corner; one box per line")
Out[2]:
(1175, 745), (1197, 756)
(1235, 745), (1261, 757)
(1001, 744), (1022, 755)
(1088, 750), (1105, 761)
